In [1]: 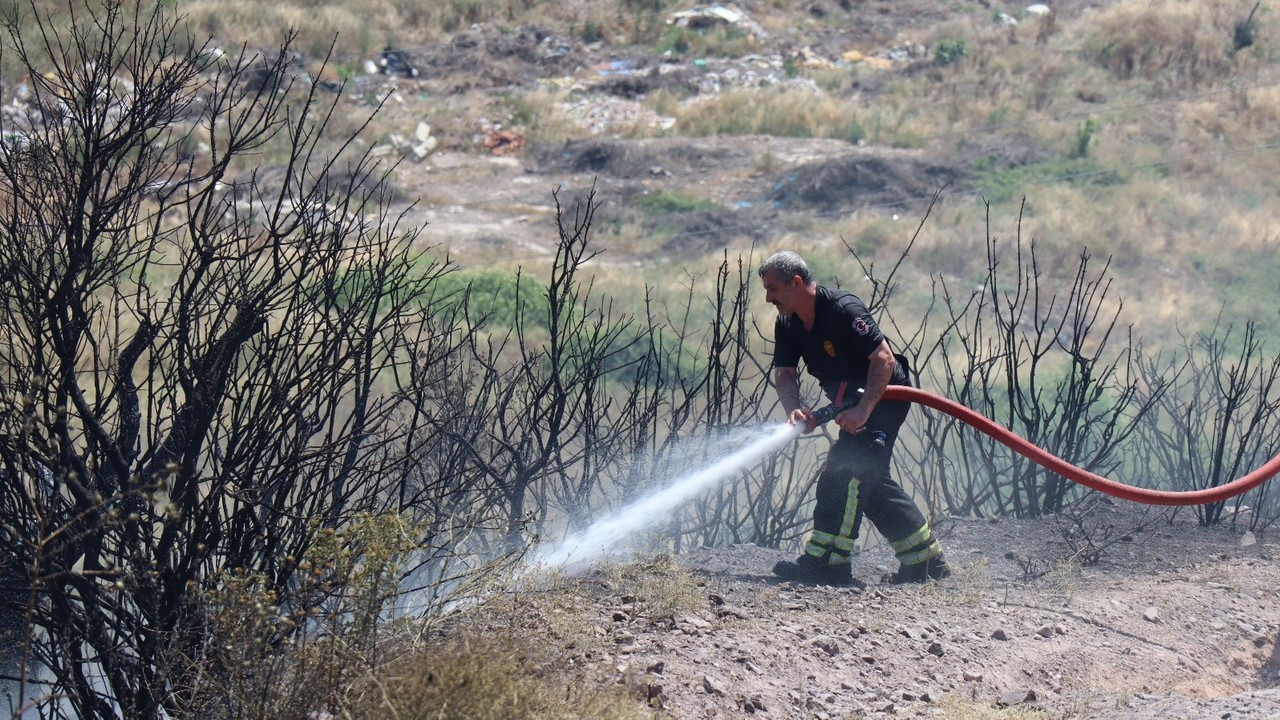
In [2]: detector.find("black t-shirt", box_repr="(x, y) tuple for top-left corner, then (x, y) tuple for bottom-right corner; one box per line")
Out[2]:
(772, 286), (905, 401)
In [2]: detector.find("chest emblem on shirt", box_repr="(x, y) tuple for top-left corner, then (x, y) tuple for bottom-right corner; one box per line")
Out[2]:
(823, 340), (836, 357)
(853, 318), (870, 336)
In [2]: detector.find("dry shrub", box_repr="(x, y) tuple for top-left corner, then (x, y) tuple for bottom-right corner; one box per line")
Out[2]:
(182, 0), (392, 58)
(180, 515), (421, 719)
(937, 696), (1051, 720)
(354, 633), (659, 720)
(1182, 85), (1280, 151)
(180, 0), (538, 56)
(864, 21), (1087, 149)
(178, 0), (648, 57)
(1079, 0), (1246, 87)
(672, 88), (865, 142)
(605, 554), (704, 620)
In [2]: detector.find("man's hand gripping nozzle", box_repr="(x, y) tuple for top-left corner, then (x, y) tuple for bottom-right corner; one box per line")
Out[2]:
(806, 390), (887, 449)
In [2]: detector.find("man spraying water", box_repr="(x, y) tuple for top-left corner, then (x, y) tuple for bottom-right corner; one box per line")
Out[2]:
(760, 251), (950, 585)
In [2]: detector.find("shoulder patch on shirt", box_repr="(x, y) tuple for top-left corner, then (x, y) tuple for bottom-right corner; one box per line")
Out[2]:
(853, 318), (870, 336)
(823, 340), (836, 357)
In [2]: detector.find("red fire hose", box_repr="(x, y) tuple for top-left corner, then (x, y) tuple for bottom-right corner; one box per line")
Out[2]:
(883, 385), (1280, 507)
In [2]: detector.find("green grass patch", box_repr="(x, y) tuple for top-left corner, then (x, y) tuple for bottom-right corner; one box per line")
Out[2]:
(1189, 245), (1280, 343)
(430, 268), (551, 331)
(654, 24), (759, 57)
(974, 156), (1127, 204)
(633, 189), (717, 214)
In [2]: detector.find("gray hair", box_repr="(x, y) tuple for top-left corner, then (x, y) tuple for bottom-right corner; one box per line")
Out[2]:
(758, 251), (813, 284)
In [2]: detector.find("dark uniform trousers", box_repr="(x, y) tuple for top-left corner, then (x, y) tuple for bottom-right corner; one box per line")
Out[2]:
(805, 376), (943, 569)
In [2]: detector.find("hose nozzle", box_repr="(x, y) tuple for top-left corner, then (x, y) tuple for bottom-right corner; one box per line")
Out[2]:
(808, 391), (887, 448)
(808, 402), (844, 427)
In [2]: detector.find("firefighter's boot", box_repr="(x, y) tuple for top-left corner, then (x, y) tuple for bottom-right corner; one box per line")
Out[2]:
(772, 553), (854, 586)
(885, 554), (952, 584)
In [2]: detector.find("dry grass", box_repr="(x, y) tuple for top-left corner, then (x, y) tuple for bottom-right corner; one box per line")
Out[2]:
(654, 23), (763, 58)
(184, 523), (667, 718)
(352, 633), (660, 719)
(177, 0), (682, 59)
(935, 696), (1053, 720)
(1075, 0), (1265, 88)
(944, 556), (993, 607)
(666, 88), (867, 143)
(1179, 85), (1280, 156)
(180, 0), (524, 57)
(857, 18), (1082, 151)
(182, 0), (388, 59)
(605, 554), (705, 620)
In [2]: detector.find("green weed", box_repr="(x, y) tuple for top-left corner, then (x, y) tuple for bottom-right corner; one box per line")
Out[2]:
(634, 189), (717, 214)
(935, 38), (969, 66)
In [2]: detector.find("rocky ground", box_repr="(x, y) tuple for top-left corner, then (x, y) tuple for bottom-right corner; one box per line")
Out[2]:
(555, 499), (1280, 719)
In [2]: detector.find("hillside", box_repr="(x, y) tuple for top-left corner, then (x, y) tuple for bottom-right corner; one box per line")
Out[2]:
(503, 500), (1280, 719)
(6, 0), (1269, 341)
(179, 0), (1280, 346)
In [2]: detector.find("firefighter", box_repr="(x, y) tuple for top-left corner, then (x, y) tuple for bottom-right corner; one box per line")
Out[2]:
(760, 251), (949, 585)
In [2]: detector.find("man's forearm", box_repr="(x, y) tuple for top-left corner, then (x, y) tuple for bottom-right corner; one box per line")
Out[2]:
(774, 367), (803, 414)
(860, 342), (896, 411)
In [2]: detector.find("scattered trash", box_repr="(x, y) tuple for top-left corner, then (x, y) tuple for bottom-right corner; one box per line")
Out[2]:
(557, 95), (675, 135)
(379, 47), (419, 78)
(596, 59), (639, 77)
(667, 4), (768, 39)
(1026, 4), (1052, 17)
(412, 121), (438, 160)
(791, 47), (834, 70)
(483, 130), (526, 156)
(387, 122), (440, 161)
(540, 38), (572, 61)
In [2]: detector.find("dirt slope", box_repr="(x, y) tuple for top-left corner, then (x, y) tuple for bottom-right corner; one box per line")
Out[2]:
(560, 500), (1280, 719)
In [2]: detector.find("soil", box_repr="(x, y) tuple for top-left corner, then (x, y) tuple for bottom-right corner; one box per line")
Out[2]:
(767, 150), (971, 213)
(565, 499), (1280, 719)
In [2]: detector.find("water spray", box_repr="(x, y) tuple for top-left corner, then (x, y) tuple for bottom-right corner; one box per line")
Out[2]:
(527, 422), (803, 573)
(526, 396), (872, 575)
(526, 385), (1280, 577)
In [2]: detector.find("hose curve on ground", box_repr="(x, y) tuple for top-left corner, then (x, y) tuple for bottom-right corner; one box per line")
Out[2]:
(883, 386), (1280, 507)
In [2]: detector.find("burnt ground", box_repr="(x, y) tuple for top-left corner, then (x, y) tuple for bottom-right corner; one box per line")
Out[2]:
(541, 499), (1280, 719)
